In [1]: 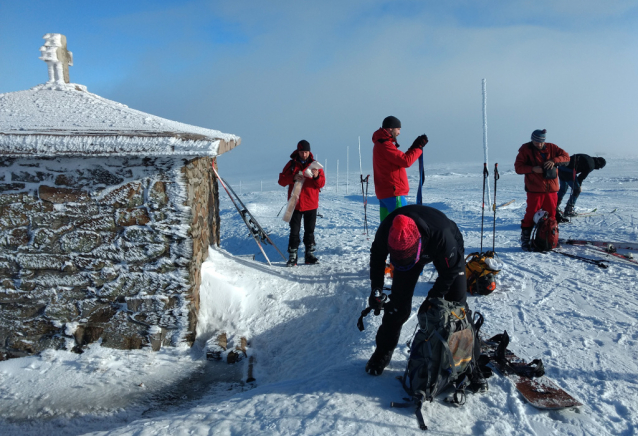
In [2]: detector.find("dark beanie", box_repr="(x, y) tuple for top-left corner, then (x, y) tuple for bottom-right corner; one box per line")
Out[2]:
(593, 157), (606, 169)
(531, 129), (547, 143)
(382, 116), (401, 129)
(297, 140), (311, 152)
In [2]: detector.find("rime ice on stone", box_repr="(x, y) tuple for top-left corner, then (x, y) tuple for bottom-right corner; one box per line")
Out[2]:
(39, 33), (73, 84)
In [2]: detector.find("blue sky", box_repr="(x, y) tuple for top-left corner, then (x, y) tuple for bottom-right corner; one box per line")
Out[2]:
(1, 1), (637, 180)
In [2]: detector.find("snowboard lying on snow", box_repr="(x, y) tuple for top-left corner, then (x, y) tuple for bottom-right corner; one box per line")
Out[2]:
(481, 332), (582, 410)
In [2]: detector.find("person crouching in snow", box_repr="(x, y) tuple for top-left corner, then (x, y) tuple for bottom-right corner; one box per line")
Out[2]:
(557, 154), (606, 219)
(365, 205), (468, 375)
(514, 129), (569, 251)
(372, 116), (428, 222)
(278, 140), (326, 266)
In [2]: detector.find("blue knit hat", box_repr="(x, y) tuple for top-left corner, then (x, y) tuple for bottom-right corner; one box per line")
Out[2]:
(531, 129), (547, 143)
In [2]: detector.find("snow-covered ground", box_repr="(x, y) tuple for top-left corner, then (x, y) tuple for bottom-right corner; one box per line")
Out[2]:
(2, 158), (637, 436)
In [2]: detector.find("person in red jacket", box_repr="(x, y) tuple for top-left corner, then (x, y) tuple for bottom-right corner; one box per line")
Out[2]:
(514, 129), (569, 251)
(278, 140), (326, 266)
(372, 116), (428, 222)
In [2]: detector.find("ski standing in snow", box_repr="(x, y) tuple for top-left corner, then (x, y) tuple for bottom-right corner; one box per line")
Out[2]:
(278, 140), (326, 266)
(514, 129), (569, 251)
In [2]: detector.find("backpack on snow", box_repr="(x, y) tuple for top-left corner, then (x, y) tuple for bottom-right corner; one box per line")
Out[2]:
(465, 251), (503, 295)
(531, 211), (559, 252)
(393, 298), (490, 430)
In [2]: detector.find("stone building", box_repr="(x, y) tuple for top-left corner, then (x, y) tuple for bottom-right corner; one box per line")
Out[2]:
(0, 35), (240, 359)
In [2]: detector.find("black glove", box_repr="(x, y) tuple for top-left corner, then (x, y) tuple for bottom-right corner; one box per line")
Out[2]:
(418, 297), (433, 314)
(410, 134), (428, 150)
(369, 288), (388, 315)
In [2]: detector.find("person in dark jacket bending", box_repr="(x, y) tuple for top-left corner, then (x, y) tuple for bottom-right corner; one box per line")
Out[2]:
(557, 154), (606, 218)
(365, 205), (467, 375)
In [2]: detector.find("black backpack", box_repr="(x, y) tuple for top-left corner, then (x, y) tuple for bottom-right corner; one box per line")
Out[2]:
(393, 298), (489, 430)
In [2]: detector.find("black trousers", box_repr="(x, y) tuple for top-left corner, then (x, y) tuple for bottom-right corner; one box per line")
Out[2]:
(288, 209), (317, 250)
(375, 262), (467, 355)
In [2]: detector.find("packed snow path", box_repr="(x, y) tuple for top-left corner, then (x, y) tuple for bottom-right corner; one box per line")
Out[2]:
(1, 159), (637, 435)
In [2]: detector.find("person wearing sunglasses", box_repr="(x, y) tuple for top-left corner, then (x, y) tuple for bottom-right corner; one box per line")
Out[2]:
(365, 205), (468, 376)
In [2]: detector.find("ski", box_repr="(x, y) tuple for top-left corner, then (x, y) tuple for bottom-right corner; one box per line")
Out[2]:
(497, 199), (515, 208)
(569, 208), (616, 218)
(561, 239), (638, 265)
(551, 249), (608, 268)
(212, 164), (287, 265)
(481, 332), (582, 410)
(561, 239), (638, 252)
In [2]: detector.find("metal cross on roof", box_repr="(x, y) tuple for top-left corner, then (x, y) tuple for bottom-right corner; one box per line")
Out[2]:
(39, 33), (73, 84)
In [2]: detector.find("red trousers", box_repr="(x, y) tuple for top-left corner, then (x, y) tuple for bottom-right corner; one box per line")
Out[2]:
(522, 192), (557, 228)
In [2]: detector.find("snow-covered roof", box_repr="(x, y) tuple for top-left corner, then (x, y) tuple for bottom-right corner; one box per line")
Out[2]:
(0, 82), (240, 157)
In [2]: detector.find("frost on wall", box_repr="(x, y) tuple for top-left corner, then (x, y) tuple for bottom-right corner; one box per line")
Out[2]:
(0, 156), (219, 358)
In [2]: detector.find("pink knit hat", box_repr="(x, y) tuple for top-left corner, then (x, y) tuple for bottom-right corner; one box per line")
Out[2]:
(388, 215), (421, 265)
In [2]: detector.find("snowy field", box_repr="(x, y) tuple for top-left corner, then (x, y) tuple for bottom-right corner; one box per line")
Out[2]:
(1, 157), (638, 436)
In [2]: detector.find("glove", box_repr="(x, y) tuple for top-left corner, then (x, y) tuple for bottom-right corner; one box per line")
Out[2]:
(418, 297), (433, 314)
(410, 134), (428, 150)
(369, 288), (388, 315)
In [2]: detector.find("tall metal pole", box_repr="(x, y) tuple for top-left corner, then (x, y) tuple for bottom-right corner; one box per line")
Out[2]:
(337, 160), (339, 194)
(482, 79), (492, 202)
(346, 146), (349, 195)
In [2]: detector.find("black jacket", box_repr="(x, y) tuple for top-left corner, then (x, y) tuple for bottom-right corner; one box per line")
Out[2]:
(370, 205), (465, 299)
(558, 154), (595, 184)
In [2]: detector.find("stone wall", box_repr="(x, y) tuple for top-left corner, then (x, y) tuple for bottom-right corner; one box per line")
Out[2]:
(0, 155), (219, 359)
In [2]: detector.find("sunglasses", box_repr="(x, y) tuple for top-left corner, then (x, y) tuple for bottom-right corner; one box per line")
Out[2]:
(390, 238), (422, 271)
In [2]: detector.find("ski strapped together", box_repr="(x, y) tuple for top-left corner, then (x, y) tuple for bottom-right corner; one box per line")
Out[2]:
(212, 163), (287, 266)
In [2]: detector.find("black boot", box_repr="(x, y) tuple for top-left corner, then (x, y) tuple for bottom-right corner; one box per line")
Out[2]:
(286, 248), (298, 267)
(556, 209), (570, 224)
(564, 204), (576, 217)
(521, 227), (533, 252)
(365, 348), (393, 376)
(304, 244), (318, 265)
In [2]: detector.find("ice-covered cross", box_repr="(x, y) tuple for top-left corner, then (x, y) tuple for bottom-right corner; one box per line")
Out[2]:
(39, 33), (73, 84)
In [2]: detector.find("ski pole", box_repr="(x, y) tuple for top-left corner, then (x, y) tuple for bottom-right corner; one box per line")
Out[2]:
(481, 163), (488, 253)
(492, 163), (499, 252)
(276, 202), (286, 218)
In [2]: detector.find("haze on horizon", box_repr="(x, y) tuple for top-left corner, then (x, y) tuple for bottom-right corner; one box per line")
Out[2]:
(1, 0), (637, 179)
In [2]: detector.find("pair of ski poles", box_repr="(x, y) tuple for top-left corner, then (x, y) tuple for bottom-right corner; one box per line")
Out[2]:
(480, 163), (499, 253)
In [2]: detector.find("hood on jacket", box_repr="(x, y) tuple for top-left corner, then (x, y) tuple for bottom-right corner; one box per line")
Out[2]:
(372, 128), (399, 148)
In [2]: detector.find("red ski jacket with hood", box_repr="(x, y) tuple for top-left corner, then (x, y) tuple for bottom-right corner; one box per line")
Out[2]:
(514, 142), (569, 193)
(372, 128), (422, 199)
(278, 151), (326, 212)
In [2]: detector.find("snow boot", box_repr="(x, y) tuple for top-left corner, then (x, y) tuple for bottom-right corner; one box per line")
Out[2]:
(365, 348), (393, 376)
(564, 204), (576, 217)
(286, 248), (298, 267)
(520, 227), (533, 252)
(304, 244), (319, 265)
(555, 209), (570, 224)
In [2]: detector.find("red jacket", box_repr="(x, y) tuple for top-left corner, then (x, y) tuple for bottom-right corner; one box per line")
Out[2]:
(278, 151), (326, 212)
(514, 142), (569, 193)
(372, 128), (422, 199)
